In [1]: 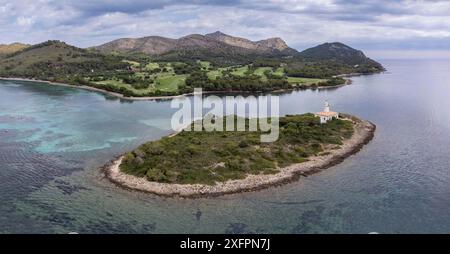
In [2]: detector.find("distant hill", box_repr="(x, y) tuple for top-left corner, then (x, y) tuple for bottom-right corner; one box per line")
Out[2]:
(298, 42), (383, 68)
(93, 31), (297, 56)
(0, 43), (29, 57)
(204, 31), (295, 53)
(92, 32), (382, 70)
(0, 40), (126, 80)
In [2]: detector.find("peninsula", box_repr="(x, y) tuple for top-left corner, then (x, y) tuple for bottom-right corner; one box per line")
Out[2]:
(103, 113), (375, 198)
(0, 32), (384, 99)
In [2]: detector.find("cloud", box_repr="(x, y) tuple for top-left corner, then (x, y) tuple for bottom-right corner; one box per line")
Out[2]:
(0, 0), (450, 57)
(58, 0), (241, 16)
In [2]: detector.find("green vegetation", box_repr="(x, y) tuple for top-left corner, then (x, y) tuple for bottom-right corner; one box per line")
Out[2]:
(287, 77), (326, 85)
(0, 41), (128, 83)
(0, 40), (382, 97)
(120, 114), (354, 185)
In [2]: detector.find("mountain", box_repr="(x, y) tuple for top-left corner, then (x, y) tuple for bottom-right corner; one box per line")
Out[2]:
(0, 43), (29, 57)
(93, 31), (296, 56)
(92, 32), (382, 70)
(204, 31), (293, 53)
(298, 42), (379, 65)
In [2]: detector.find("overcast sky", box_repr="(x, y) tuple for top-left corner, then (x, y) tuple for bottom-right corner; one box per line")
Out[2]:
(2, 0), (450, 59)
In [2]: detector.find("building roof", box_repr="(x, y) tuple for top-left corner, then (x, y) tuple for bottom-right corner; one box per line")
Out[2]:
(315, 111), (339, 117)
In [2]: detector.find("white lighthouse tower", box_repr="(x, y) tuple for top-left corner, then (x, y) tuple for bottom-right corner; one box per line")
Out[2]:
(324, 101), (330, 112)
(315, 101), (339, 124)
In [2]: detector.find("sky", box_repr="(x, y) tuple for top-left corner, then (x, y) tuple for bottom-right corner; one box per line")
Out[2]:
(1, 0), (450, 59)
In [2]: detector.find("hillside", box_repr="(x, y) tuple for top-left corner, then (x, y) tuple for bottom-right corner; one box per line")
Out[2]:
(298, 42), (385, 71)
(93, 32), (383, 71)
(204, 31), (294, 53)
(93, 31), (296, 56)
(0, 43), (29, 57)
(0, 40), (127, 81)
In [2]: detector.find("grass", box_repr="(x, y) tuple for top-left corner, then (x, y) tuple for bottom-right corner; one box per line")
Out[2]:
(254, 67), (275, 81)
(206, 67), (228, 80)
(272, 67), (285, 77)
(287, 77), (326, 85)
(145, 62), (160, 71)
(93, 79), (153, 95)
(89, 62), (326, 96)
(231, 66), (249, 76)
(120, 114), (354, 185)
(198, 60), (211, 70)
(85, 61), (331, 96)
(93, 72), (187, 94)
(154, 74), (187, 92)
(122, 60), (140, 67)
(253, 67), (272, 76)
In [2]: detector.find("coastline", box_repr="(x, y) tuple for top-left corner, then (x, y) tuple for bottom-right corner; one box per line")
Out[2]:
(102, 115), (376, 198)
(0, 77), (191, 101)
(0, 76), (353, 101)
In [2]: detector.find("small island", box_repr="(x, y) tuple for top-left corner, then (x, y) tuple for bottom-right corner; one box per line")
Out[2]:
(103, 113), (375, 198)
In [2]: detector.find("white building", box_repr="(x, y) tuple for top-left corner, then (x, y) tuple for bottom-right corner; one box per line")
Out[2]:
(315, 101), (339, 124)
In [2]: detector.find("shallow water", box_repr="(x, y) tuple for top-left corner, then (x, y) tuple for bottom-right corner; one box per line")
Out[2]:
(1, 59), (450, 233)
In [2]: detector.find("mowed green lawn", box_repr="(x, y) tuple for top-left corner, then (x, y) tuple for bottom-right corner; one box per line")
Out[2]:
(145, 62), (160, 71)
(122, 60), (140, 67)
(93, 73), (187, 95)
(92, 79), (153, 95)
(272, 67), (285, 77)
(206, 67), (228, 80)
(154, 74), (188, 92)
(231, 66), (249, 76)
(253, 67), (272, 76)
(92, 61), (326, 96)
(287, 77), (326, 85)
(205, 64), (287, 81)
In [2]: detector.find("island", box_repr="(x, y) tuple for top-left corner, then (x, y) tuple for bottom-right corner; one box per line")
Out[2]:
(102, 113), (375, 198)
(0, 32), (384, 99)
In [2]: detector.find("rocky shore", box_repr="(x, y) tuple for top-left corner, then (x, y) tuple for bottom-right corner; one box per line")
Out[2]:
(102, 115), (376, 198)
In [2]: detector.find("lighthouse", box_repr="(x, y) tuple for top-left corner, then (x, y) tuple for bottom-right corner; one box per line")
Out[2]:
(315, 101), (339, 124)
(324, 101), (330, 112)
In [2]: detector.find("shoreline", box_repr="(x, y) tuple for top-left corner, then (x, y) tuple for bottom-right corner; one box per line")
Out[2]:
(0, 76), (353, 101)
(0, 77), (191, 101)
(101, 115), (376, 198)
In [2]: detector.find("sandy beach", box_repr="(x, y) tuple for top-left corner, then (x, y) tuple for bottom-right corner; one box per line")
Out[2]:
(102, 115), (376, 198)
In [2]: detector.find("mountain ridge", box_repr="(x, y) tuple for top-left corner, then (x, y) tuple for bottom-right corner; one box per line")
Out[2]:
(93, 31), (297, 56)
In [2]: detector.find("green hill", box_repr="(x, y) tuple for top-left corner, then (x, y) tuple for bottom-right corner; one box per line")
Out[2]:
(0, 40), (127, 81)
(296, 42), (385, 74)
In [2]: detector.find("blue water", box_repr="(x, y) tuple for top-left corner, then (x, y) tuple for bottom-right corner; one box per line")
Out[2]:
(1, 59), (450, 233)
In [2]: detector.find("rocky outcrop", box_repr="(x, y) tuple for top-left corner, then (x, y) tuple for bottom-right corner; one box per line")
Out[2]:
(205, 31), (290, 52)
(93, 31), (295, 55)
